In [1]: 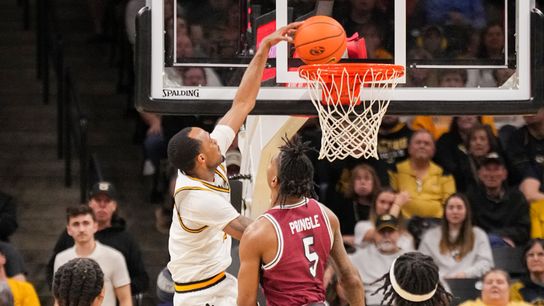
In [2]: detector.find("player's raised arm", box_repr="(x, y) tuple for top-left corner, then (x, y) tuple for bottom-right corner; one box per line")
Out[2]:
(217, 22), (302, 134)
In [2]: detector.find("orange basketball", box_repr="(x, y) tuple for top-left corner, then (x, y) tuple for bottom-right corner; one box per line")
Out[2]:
(294, 16), (347, 65)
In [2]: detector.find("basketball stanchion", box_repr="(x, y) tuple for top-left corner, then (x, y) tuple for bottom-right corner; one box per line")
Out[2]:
(299, 63), (404, 162)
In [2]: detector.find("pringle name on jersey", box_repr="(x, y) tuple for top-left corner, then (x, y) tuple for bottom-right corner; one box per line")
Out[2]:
(289, 215), (321, 234)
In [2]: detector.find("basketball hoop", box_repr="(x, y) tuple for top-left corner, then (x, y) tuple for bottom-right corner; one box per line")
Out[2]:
(298, 63), (404, 161)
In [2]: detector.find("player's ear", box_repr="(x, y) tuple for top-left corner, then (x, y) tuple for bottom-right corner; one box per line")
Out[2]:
(197, 153), (205, 163)
(271, 176), (278, 186)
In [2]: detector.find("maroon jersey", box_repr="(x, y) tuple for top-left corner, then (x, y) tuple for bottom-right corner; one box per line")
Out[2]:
(260, 198), (334, 306)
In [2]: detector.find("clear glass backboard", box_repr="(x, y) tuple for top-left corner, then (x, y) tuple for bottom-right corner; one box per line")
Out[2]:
(135, 0), (544, 115)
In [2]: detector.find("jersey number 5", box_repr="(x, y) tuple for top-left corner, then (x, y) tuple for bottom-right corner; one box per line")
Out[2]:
(302, 236), (319, 278)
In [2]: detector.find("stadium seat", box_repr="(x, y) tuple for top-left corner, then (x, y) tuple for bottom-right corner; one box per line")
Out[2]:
(446, 278), (480, 306)
(492, 247), (525, 278)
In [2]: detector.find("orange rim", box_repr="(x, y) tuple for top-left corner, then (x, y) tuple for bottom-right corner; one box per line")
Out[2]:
(298, 63), (405, 82)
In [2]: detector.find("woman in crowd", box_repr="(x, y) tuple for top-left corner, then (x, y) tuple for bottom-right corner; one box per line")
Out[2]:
(434, 116), (496, 179)
(354, 188), (414, 251)
(53, 258), (104, 306)
(453, 124), (504, 191)
(510, 239), (544, 305)
(334, 163), (382, 247)
(418, 193), (493, 282)
(467, 23), (506, 87)
(460, 269), (531, 306)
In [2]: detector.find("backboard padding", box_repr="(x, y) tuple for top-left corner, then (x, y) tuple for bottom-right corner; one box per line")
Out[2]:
(239, 116), (308, 219)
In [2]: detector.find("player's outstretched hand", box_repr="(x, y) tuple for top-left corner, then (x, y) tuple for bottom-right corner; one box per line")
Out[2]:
(260, 22), (303, 49)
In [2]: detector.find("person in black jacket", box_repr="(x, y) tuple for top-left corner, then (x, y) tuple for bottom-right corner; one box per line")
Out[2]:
(466, 153), (530, 248)
(46, 182), (149, 296)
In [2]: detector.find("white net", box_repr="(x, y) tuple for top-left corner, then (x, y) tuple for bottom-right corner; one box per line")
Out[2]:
(299, 64), (404, 162)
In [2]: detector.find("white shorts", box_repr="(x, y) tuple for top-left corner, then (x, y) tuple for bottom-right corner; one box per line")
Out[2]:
(173, 273), (237, 306)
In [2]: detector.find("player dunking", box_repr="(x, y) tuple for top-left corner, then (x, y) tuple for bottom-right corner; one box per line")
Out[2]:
(237, 136), (365, 306)
(166, 22), (302, 305)
(374, 252), (452, 306)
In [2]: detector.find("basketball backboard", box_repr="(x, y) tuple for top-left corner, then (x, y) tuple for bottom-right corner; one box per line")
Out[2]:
(135, 0), (543, 115)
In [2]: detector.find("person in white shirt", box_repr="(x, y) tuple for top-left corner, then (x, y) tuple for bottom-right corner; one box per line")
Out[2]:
(350, 214), (411, 305)
(165, 22), (302, 306)
(418, 193), (493, 285)
(53, 205), (132, 306)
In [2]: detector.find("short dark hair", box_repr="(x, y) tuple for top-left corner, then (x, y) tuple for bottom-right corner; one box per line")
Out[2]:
(167, 127), (201, 174)
(374, 252), (452, 306)
(276, 135), (317, 205)
(53, 258), (104, 306)
(66, 205), (96, 223)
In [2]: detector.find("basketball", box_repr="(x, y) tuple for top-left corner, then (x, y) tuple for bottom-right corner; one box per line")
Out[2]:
(294, 16), (347, 65)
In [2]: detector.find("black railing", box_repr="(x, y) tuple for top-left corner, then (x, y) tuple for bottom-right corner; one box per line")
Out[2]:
(62, 68), (90, 203)
(35, 0), (102, 203)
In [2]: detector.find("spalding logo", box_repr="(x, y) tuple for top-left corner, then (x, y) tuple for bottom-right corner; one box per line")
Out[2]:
(309, 46), (325, 56)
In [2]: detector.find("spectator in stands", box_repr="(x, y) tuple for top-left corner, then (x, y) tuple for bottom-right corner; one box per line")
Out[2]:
(478, 23), (505, 60)
(460, 269), (531, 306)
(466, 153), (530, 247)
(389, 129), (455, 246)
(0, 242), (26, 281)
(349, 214), (409, 305)
(354, 188), (414, 251)
(435, 118), (499, 191)
(389, 129), (455, 219)
(47, 182), (149, 298)
(451, 124), (502, 192)
(377, 116), (413, 171)
(418, 193), (493, 283)
(156, 267), (174, 306)
(0, 191), (18, 242)
(510, 239), (544, 304)
(53, 258), (104, 306)
(164, 33), (222, 87)
(467, 23), (506, 88)
(405, 48), (438, 87)
(340, 0), (391, 42)
(333, 163), (381, 247)
(423, 0), (486, 30)
(506, 108), (544, 201)
(0, 249), (39, 306)
(435, 116), (480, 171)
(358, 21), (392, 59)
(53, 205), (132, 306)
(417, 25), (448, 59)
(0, 281), (12, 306)
(507, 108), (544, 238)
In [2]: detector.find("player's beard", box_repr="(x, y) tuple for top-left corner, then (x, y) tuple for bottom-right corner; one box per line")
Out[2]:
(220, 155), (225, 163)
